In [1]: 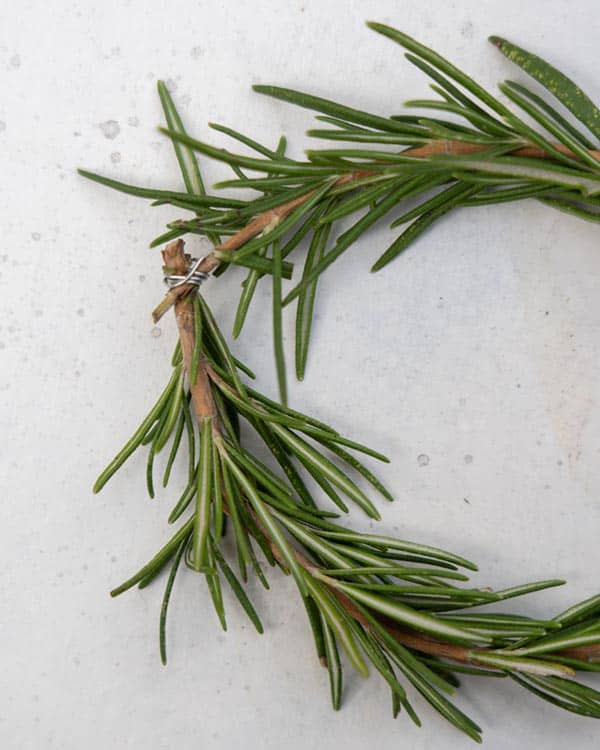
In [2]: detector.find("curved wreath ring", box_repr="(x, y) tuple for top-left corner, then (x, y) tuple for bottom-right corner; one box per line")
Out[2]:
(81, 24), (600, 742)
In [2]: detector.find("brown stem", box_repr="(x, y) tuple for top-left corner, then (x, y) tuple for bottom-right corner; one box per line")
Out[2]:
(560, 644), (600, 662)
(161, 239), (217, 423)
(403, 139), (600, 161)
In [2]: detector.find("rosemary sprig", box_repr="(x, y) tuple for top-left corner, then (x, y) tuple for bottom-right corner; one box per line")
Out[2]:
(79, 25), (600, 398)
(81, 24), (600, 742)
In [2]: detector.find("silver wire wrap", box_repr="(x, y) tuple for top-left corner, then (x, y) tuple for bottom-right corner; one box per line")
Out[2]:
(163, 255), (210, 292)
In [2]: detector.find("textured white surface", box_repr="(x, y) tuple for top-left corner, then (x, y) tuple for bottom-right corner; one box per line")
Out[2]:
(2, 1), (600, 748)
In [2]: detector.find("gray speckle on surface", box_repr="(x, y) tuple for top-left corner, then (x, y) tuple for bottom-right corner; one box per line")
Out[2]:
(98, 120), (120, 139)
(417, 453), (430, 467)
(191, 46), (203, 58)
(461, 21), (475, 38)
(151, 326), (161, 338)
(10, 53), (21, 68)
(31, 232), (41, 241)
(0, 121), (6, 132)
(464, 454), (474, 464)
(127, 116), (139, 127)
(110, 152), (121, 164)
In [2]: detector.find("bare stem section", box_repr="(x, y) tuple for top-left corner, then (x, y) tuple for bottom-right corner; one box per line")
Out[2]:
(161, 240), (217, 422)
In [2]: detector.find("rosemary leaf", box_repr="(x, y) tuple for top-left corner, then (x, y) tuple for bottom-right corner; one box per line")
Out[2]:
(191, 416), (213, 571)
(490, 36), (600, 141)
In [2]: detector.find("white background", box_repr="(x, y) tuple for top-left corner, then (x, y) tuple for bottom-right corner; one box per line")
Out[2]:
(2, 1), (599, 748)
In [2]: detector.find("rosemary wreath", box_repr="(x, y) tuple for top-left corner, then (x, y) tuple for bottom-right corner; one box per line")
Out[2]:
(80, 24), (600, 742)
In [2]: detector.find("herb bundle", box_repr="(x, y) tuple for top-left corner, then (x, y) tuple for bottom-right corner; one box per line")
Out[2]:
(82, 24), (600, 742)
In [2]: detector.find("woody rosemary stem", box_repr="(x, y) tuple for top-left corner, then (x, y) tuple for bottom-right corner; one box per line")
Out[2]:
(161, 239), (217, 423)
(152, 137), (600, 323)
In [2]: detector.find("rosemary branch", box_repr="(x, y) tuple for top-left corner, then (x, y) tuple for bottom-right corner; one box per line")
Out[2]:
(82, 23), (600, 742)
(150, 137), (600, 324)
(80, 24), (600, 396)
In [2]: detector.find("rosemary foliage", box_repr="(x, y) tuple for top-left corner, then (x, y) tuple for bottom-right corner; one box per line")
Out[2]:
(93, 291), (600, 742)
(80, 23), (600, 398)
(82, 24), (600, 742)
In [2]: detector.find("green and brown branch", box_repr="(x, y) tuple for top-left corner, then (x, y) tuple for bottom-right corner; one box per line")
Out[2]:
(80, 26), (600, 395)
(82, 23), (600, 742)
(151, 137), (600, 324)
